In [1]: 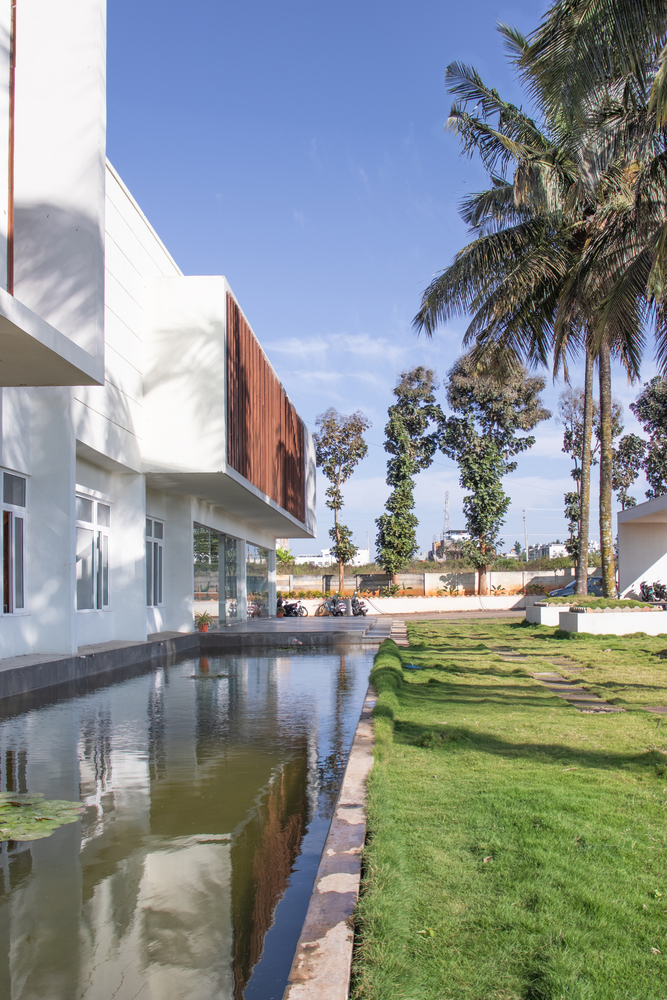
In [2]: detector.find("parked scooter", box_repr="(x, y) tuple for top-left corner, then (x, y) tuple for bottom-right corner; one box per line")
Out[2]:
(641, 580), (656, 602)
(277, 596), (309, 617)
(317, 595), (346, 616)
(351, 594), (368, 616)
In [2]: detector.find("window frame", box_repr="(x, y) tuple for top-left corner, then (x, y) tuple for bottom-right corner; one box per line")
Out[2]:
(1, 470), (27, 616)
(146, 517), (165, 608)
(75, 492), (111, 613)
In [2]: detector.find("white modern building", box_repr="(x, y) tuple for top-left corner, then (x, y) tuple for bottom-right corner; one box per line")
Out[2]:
(0, 0), (316, 660)
(618, 496), (667, 596)
(530, 542), (569, 560)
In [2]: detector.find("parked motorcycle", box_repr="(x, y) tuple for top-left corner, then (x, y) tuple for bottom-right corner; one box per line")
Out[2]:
(277, 596), (308, 617)
(351, 594), (367, 616)
(654, 582), (667, 601)
(640, 580), (656, 602)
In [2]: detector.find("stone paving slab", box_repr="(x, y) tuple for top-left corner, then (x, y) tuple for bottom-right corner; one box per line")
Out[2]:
(532, 670), (625, 713)
(390, 620), (409, 647)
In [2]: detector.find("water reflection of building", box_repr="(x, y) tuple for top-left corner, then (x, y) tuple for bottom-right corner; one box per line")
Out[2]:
(0, 656), (316, 999)
(231, 752), (310, 998)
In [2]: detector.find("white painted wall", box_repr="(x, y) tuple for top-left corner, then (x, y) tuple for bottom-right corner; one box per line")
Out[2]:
(13, 0), (106, 361)
(144, 276), (227, 474)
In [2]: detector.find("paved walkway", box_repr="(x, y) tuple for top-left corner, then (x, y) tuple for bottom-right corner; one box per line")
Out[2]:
(211, 617), (373, 635)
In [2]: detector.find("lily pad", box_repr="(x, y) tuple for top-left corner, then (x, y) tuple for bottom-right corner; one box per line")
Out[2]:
(0, 791), (84, 842)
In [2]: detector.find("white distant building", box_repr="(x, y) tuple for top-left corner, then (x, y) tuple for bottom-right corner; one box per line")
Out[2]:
(530, 542), (569, 560)
(444, 529), (471, 543)
(292, 548), (370, 568)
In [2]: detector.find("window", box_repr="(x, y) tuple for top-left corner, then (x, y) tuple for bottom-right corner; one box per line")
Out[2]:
(146, 518), (164, 607)
(2, 472), (26, 614)
(76, 496), (110, 611)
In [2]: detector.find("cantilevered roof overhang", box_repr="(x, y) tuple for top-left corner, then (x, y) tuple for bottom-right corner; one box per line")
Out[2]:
(0, 287), (103, 386)
(618, 495), (667, 525)
(144, 466), (315, 538)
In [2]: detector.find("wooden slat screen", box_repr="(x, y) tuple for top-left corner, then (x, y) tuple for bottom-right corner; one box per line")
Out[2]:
(226, 293), (306, 523)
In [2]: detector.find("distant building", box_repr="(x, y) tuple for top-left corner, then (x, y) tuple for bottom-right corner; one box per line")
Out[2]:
(529, 543), (569, 560)
(427, 530), (471, 561)
(292, 548), (370, 568)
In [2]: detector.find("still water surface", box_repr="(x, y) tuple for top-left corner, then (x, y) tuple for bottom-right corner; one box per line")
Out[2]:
(0, 646), (373, 1000)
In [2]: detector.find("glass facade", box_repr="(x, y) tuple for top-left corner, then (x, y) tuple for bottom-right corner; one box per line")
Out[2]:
(193, 528), (239, 623)
(246, 544), (269, 618)
(194, 528), (219, 618)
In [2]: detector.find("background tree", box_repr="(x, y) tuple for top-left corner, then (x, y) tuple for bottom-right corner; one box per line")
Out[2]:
(439, 351), (550, 595)
(630, 377), (667, 499)
(613, 434), (647, 508)
(276, 546), (293, 568)
(375, 368), (441, 583)
(313, 408), (371, 594)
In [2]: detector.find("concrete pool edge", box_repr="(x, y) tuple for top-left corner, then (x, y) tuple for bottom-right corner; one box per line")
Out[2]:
(282, 683), (377, 1000)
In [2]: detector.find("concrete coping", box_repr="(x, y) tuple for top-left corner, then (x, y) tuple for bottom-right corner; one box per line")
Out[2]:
(282, 685), (377, 1000)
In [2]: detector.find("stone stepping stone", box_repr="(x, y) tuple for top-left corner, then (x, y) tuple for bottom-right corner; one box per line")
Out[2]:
(390, 621), (409, 647)
(643, 706), (667, 716)
(532, 671), (625, 713)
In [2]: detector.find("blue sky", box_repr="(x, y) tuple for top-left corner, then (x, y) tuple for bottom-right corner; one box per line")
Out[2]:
(107, 0), (657, 557)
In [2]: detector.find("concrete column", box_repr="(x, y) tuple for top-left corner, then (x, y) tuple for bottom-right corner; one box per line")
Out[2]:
(237, 539), (247, 621)
(29, 387), (76, 654)
(112, 472), (147, 642)
(268, 547), (276, 617)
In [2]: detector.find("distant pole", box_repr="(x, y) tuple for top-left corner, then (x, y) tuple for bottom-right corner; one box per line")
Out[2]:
(366, 530), (369, 560)
(523, 509), (529, 562)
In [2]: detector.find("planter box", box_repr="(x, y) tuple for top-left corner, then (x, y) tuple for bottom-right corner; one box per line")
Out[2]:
(526, 604), (571, 626)
(357, 595), (527, 614)
(558, 609), (667, 636)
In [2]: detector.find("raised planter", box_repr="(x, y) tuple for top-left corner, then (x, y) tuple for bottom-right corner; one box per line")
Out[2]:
(558, 608), (667, 636)
(526, 603), (571, 626)
(353, 595), (528, 614)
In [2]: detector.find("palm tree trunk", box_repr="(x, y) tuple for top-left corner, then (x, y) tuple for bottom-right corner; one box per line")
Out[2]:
(598, 339), (615, 597)
(575, 348), (594, 596)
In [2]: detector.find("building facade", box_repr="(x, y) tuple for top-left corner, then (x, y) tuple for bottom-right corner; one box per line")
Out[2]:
(0, 0), (315, 659)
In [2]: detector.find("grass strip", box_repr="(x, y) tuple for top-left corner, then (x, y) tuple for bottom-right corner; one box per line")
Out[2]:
(352, 625), (667, 1000)
(544, 597), (652, 608)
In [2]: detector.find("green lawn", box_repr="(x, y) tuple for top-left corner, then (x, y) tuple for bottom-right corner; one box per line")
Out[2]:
(352, 619), (667, 1000)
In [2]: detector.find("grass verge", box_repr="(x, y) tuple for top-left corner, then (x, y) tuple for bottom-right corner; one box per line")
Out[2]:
(544, 597), (652, 609)
(352, 623), (667, 1000)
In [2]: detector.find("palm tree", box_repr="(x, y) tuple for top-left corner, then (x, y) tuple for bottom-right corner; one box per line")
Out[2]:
(414, 58), (646, 597)
(517, 0), (667, 130)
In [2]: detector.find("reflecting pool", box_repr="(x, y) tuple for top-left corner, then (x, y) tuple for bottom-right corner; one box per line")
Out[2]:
(0, 646), (373, 999)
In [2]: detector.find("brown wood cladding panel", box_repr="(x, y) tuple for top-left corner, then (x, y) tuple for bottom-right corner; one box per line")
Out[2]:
(226, 294), (306, 523)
